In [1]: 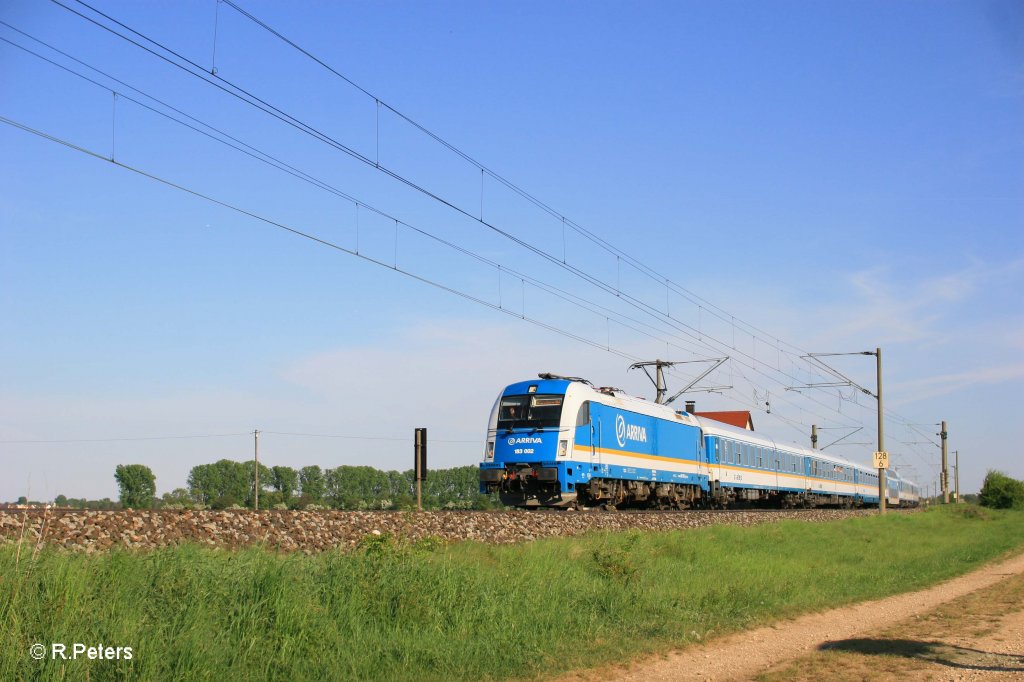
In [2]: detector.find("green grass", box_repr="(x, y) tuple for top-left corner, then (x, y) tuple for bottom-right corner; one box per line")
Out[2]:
(2, 506), (1023, 681)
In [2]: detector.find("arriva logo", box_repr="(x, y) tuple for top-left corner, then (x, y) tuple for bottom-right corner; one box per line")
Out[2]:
(511, 437), (542, 444)
(614, 415), (648, 448)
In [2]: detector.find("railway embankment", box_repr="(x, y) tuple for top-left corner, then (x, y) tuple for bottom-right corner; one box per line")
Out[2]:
(0, 507), (891, 553)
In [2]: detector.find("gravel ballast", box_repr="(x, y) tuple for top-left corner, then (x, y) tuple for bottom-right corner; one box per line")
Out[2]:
(0, 508), (895, 553)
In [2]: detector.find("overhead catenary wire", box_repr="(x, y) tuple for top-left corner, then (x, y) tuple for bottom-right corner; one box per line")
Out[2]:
(212, 0), (873, 385)
(0, 25), (781, 385)
(51, 4), (921, 437)
(0, 110), (851, 452)
(0, 431), (481, 445)
(0, 24), (731, 370)
(262, 431), (481, 444)
(44, 0), (873, 416)
(0, 114), (642, 364)
(8, 6), (935, 475)
(0, 432), (250, 444)
(0, 23), (872, 448)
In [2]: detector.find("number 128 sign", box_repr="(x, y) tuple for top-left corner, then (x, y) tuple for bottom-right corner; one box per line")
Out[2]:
(873, 451), (890, 469)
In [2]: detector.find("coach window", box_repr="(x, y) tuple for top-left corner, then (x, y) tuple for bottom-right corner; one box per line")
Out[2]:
(575, 401), (590, 427)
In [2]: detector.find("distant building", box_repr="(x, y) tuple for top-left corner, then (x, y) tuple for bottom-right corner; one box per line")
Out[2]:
(693, 410), (755, 431)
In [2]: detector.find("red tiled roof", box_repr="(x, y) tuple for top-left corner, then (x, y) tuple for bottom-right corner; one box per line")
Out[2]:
(694, 411), (754, 430)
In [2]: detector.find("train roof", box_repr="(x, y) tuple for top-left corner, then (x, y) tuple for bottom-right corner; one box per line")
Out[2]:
(697, 417), (868, 471)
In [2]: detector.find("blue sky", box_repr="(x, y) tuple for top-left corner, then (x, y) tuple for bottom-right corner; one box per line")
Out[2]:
(1, 0), (1021, 501)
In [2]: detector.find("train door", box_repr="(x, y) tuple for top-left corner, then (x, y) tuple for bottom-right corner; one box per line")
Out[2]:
(772, 447), (780, 491)
(697, 430), (710, 480)
(576, 400), (600, 471)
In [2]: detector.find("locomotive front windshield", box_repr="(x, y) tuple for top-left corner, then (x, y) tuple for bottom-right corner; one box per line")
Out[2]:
(497, 394), (563, 430)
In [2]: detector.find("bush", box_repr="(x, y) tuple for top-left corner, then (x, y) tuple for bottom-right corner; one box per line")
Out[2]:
(211, 494), (238, 510)
(978, 470), (1024, 509)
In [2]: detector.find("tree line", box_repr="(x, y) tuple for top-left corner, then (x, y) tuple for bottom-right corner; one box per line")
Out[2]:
(101, 461), (499, 511)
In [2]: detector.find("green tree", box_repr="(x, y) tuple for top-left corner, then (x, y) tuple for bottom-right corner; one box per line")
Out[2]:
(242, 461), (272, 508)
(54, 494), (68, 506)
(270, 466), (299, 504)
(188, 460), (252, 506)
(114, 464), (157, 509)
(299, 465), (325, 504)
(161, 488), (194, 508)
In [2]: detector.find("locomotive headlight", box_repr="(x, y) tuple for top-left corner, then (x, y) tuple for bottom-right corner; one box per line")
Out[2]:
(558, 440), (568, 457)
(486, 441), (495, 460)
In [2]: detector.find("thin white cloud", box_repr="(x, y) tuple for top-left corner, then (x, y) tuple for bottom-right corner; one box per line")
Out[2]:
(812, 257), (1024, 350)
(890, 362), (1024, 405)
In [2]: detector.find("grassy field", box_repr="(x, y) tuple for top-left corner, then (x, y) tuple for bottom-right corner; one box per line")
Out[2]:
(2, 506), (1023, 681)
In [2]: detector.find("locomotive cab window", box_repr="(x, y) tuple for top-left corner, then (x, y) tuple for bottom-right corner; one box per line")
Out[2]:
(497, 394), (564, 430)
(575, 401), (590, 427)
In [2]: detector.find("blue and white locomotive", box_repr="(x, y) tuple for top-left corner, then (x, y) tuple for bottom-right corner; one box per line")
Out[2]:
(479, 373), (920, 509)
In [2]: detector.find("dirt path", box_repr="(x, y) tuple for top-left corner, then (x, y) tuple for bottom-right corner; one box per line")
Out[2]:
(559, 551), (1024, 682)
(758, 564), (1024, 681)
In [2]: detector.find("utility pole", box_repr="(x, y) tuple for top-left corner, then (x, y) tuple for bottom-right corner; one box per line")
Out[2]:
(954, 450), (959, 503)
(811, 424), (818, 450)
(414, 428), (427, 512)
(940, 420), (949, 504)
(877, 348), (886, 514)
(254, 429), (260, 511)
